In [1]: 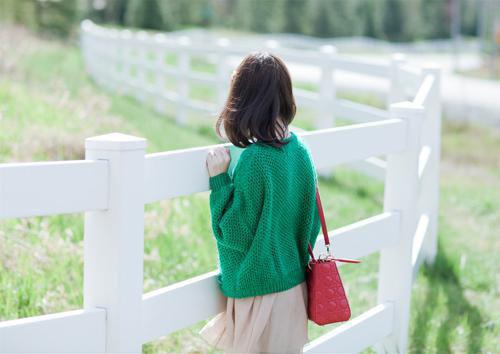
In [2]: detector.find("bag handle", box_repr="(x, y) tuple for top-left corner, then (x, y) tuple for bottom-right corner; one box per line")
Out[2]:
(307, 183), (361, 264)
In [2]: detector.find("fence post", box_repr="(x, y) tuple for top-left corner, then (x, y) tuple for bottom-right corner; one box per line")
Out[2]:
(107, 28), (120, 92)
(135, 31), (149, 103)
(317, 45), (337, 130)
(216, 38), (231, 111)
(419, 64), (442, 265)
(316, 45), (337, 178)
(117, 29), (133, 97)
(84, 133), (147, 353)
(80, 21), (93, 79)
(176, 36), (191, 125)
(377, 101), (424, 354)
(153, 34), (168, 114)
(387, 53), (406, 108)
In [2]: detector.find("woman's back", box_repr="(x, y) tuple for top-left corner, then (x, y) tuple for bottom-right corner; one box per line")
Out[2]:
(209, 130), (321, 299)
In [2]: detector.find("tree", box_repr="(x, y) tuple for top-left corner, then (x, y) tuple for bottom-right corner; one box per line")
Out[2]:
(282, 0), (309, 34)
(358, 0), (384, 38)
(312, 0), (361, 38)
(420, 0), (451, 39)
(125, 0), (163, 30)
(382, 0), (407, 41)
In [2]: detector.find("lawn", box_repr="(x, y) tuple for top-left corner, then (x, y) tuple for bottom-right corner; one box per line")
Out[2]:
(456, 56), (500, 81)
(0, 25), (498, 353)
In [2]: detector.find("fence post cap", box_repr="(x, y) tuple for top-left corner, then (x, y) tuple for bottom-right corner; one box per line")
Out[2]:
(391, 52), (406, 62)
(177, 36), (191, 46)
(154, 33), (167, 43)
(319, 44), (336, 54)
(265, 39), (279, 49)
(217, 37), (230, 47)
(85, 133), (147, 151)
(389, 101), (424, 117)
(121, 29), (132, 39)
(421, 62), (442, 73)
(81, 19), (93, 29)
(137, 30), (148, 40)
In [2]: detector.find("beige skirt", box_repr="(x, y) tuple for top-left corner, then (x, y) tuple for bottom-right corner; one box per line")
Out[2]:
(199, 281), (309, 354)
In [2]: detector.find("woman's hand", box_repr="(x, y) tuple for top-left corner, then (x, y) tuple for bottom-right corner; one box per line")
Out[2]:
(206, 147), (231, 177)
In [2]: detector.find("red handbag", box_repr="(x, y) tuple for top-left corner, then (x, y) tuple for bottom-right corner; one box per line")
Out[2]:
(306, 184), (361, 325)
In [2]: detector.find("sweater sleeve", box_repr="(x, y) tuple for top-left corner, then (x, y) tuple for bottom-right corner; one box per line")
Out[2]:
(208, 150), (264, 253)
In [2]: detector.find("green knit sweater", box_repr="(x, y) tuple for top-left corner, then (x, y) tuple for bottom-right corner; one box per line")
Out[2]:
(208, 131), (321, 298)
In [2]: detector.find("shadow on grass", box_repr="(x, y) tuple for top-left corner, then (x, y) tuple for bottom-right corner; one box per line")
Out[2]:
(410, 239), (484, 354)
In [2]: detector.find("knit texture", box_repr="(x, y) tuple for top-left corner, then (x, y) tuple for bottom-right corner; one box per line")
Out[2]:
(209, 131), (321, 298)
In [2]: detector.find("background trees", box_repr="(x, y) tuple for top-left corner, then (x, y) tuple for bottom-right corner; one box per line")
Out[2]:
(0, 0), (483, 41)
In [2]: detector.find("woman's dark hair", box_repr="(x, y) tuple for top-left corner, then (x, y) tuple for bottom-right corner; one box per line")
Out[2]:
(215, 51), (296, 148)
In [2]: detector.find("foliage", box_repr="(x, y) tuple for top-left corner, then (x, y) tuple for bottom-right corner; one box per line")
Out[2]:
(0, 0), (78, 37)
(0, 0), (482, 41)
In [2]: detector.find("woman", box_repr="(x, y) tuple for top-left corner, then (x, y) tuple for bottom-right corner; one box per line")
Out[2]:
(200, 51), (321, 354)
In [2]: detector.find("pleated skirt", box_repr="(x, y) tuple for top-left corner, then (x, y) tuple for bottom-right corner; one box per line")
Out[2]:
(199, 280), (309, 354)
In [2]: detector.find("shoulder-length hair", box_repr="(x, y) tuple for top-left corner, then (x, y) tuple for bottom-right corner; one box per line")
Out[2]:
(215, 51), (296, 148)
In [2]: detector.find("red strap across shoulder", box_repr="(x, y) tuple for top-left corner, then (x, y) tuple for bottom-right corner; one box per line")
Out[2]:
(307, 183), (361, 264)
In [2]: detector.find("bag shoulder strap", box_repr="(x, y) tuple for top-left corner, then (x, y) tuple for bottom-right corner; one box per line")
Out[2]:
(307, 184), (329, 261)
(307, 183), (361, 264)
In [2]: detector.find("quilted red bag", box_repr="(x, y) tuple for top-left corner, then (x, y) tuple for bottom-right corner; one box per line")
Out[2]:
(306, 184), (361, 325)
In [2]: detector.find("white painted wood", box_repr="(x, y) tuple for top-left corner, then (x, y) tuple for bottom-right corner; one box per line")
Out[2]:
(144, 142), (227, 203)
(294, 88), (320, 107)
(301, 119), (406, 172)
(141, 270), (226, 343)
(419, 65), (442, 266)
(333, 56), (390, 78)
(315, 45), (337, 177)
(153, 42), (168, 114)
(0, 308), (106, 353)
(413, 74), (436, 107)
(141, 212), (398, 343)
(216, 38), (231, 110)
(377, 101), (424, 354)
(399, 63), (423, 94)
(185, 98), (217, 113)
(418, 145), (432, 181)
(187, 71), (218, 85)
(84, 133), (147, 353)
(136, 32), (151, 103)
(347, 156), (387, 181)
(334, 99), (390, 123)
(304, 303), (394, 353)
(311, 212), (401, 261)
(317, 45), (337, 130)
(0, 160), (108, 219)
(412, 214), (430, 280)
(144, 121), (405, 203)
(176, 38), (191, 125)
(387, 53), (407, 108)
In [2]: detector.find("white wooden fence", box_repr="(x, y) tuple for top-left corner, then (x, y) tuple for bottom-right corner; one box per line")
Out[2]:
(0, 20), (441, 354)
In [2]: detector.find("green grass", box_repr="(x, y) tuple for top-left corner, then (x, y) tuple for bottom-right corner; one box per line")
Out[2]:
(0, 26), (499, 353)
(456, 56), (500, 81)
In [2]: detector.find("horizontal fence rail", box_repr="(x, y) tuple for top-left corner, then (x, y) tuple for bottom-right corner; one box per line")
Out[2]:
(304, 303), (395, 353)
(143, 119), (406, 203)
(0, 160), (108, 219)
(0, 309), (106, 353)
(0, 20), (441, 354)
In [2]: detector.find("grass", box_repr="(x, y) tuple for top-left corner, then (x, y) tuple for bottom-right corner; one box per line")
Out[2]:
(0, 25), (499, 353)
(456, 56), (500, 81)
